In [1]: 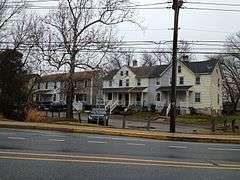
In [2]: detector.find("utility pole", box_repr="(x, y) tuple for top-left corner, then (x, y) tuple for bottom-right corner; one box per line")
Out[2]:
(170, 0), (183, 133)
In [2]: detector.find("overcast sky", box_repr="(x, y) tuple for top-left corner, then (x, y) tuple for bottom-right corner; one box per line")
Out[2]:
(28, 0), (240, 61)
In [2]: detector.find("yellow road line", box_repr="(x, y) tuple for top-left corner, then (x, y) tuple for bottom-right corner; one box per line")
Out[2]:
(0, 155), (240, 171)
(0, 150), (212, 166)
(0, 151), (240, 170)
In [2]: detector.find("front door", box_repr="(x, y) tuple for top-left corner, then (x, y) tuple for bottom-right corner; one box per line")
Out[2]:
(125, 93), (129, 107)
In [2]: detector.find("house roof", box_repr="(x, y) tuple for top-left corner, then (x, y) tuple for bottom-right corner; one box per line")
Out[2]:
(104, 65), (169, 80)
(39, 71), (99, 82)
(182, 59), (219, 74)
(130, 65), (168, 78)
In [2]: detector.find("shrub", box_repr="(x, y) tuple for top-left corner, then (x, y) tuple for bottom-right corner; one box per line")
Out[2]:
(25, 108), (46, 122)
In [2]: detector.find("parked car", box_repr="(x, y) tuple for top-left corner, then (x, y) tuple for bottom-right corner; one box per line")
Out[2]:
(49, 102), (68, 112)
(36, 101), (52, 111)
(88, 108), (109, 126)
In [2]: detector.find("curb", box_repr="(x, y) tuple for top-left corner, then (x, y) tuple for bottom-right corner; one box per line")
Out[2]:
(0, 121), (239, 144)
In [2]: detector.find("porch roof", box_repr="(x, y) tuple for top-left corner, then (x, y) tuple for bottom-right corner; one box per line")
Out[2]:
(128, 87), (148, 93)
(103, 87), (147, 93)
(34, 89), (52, 94)
(103, 88), (131, 93)
(156, 85), (193, 92)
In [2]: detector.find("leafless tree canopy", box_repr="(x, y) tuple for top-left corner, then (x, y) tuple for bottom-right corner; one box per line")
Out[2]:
(154, 40), (194, 64)
(220, 32), (240, 111)
(32, 0), (136, 118)
(0, 0), (26, 40)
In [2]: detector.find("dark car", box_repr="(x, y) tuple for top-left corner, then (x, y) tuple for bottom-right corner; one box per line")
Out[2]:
(88, 108), (109, 126)
(49, 102), (68, 112)
(37, 101), (52, 111)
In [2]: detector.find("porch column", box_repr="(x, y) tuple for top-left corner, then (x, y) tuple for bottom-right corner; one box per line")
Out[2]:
(117, 92), (119, 103)
(141, 92), (144, 107)
(129, 93), (131, 106)
(186, 91), (189, 107)
(103, 92), (106, 104)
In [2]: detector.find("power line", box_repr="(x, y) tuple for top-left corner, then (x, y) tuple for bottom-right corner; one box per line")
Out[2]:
(185, 1), (240, 7)
(183, 7), (240, 13)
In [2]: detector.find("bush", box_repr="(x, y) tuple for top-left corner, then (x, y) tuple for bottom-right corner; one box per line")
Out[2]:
(25, 108), (46, 122)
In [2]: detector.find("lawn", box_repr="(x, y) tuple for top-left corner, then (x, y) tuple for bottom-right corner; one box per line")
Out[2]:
(177, 112), (240, 125)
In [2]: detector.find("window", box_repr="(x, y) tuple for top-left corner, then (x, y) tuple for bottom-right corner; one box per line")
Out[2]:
(217, 94), (220, 104)
(109, 80), (112, 87)
(76, 94), (87, 102)
(196, 76), (201, 85)
(53, 94), (56, 101)
(218, 79), (220, 87)
(119, 80), (123, 86)
(120, 71), (123, 76)
(156, 93), (161, 101)
(108, 93), (112, 100)
(126, 79), (129, 87)
(118, 94), (122, 100)
(169, 78), (172, 85)
(126, 71), (129, 76)
(137, 79), (141, 86)
(37, 83), (40, 89)
(156, 79), (160, 85)
(54, 82), (57, 89)
(84, 80), (88, 88)
(178, 66), (182, 73)
(195, 93), (201, 103)
(179, 77), (184, 85)
(45, 82), (48, 89)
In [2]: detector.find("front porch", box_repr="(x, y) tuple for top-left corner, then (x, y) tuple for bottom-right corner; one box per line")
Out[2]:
(156, 86), (193, 115)
(103, 87), (148, 113)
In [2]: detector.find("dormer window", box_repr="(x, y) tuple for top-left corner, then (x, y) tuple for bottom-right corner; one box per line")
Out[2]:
(120, 71), (123, 76)
(119, 80), (123, 86)
(178, 66), (182, 73)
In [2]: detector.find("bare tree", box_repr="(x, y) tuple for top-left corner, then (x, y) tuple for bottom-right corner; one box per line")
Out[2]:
(141, 52), (157, 67)
(154, 40), (193, 64)
(220, 32), (240, 111)
(34, 0), (136, 118)
(103, 48), (135, 70)
(0, 0), (26, 42)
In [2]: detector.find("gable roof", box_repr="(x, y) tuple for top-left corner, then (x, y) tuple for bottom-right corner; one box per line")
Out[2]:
(40, 71), (99, 82)
(182, 59), (219, 74)
(104, 65), (168, 80)
(130, 65), (168, 78)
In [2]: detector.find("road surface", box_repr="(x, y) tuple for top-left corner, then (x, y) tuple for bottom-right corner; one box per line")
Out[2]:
(0, 128), (239, 180)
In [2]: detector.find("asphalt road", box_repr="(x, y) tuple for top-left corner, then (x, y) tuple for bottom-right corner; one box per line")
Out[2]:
(0, 128), (239, 180)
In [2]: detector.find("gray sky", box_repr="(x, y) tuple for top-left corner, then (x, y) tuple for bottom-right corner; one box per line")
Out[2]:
(28, 0), (240, 61)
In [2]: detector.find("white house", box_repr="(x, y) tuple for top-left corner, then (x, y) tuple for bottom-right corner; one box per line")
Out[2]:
(34, 71), (102, 106)
(103, 59), (223, 115)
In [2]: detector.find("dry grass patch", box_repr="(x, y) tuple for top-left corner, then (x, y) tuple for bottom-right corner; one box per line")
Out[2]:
(26, 108), (47, 123)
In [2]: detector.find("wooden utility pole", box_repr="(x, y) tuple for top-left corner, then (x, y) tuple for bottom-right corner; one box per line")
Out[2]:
(170, 0), (183, 133)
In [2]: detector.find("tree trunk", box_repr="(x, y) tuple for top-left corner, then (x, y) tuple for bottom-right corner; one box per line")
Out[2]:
(66, 53), (76, 119)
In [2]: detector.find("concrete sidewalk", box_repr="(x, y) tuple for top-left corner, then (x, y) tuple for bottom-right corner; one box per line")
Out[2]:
(0, 120), (239, 144)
